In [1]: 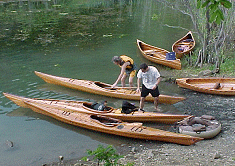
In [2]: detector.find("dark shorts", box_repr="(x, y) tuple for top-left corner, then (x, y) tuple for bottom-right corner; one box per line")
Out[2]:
(141, 84), (160, 97)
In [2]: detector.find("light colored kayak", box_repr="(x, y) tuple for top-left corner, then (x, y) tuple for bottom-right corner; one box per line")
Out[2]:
(136, 39), (181, 70)
(3, 93), (190, 124)
(177, 115), (221, 139)
(22, 100), (203, 145)
(176, 77), (235, 95)
(34, 71), (186, 104)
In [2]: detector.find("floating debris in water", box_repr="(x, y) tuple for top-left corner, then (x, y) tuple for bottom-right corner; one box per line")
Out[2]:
(6, 140), (13, 147)
(59, 155), (64, 161)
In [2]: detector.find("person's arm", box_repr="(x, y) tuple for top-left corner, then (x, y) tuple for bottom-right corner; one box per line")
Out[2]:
(112, 62), (129, 88)
(152, 77), (161, 90)
(136, 77), (141, 93)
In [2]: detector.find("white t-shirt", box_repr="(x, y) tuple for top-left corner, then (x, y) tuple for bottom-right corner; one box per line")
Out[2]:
(137, 66), (160, 89)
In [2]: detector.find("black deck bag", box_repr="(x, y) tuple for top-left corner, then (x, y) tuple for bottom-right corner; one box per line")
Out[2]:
(121, 100), (138, 114)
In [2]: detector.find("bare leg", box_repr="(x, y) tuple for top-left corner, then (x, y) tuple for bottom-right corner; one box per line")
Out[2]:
(154, 96), (159, 110)
(139, 97), (145, 110)
(129, 76), (134, 87)
(121, 74), (127, 87)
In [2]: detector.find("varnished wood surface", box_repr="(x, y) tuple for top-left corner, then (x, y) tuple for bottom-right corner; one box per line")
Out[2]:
(172, 31), (195, 59)
(34, 71), (186, 104)
(22, 99), (203, 145)
(136, 39), (181, 70)
(3, 93), (190, 124)
(176, 77), (235, 95)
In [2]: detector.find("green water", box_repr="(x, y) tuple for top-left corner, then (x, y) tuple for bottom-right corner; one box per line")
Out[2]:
(0, 0), (193, 165)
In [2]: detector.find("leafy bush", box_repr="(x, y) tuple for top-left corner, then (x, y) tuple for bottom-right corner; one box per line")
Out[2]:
(82, 144), (133, 166)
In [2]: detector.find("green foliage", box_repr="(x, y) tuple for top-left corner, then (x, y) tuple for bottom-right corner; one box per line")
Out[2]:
(81, 145), (131, 166)
(220, 55), (235, 74)
(197, 0), (232, 24)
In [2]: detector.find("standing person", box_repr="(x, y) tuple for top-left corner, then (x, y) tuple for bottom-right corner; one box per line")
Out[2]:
(136, 63), (161, 111)
(111, 55), (137, 88)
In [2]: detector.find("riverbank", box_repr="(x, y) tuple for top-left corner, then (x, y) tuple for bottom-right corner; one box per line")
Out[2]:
(45, 69), (235, 166)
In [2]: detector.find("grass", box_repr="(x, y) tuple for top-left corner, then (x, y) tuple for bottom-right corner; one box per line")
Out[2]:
(176, 51), (235, 77)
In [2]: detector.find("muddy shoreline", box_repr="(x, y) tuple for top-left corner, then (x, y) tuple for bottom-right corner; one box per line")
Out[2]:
(46, 70), (235, 166)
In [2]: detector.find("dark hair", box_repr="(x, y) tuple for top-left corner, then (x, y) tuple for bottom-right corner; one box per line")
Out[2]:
(139, 63), (148, 70)
(112, 56), (121, 63)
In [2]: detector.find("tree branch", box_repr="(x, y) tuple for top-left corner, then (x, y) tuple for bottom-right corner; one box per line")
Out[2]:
(163, 24), (189, 31)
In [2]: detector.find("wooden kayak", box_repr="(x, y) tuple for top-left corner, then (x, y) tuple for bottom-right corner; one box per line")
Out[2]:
(34, 71), (186, 104)
(21, 100), (202, 145)
(176, 77), (235, 96)
(172, 31), (195, 59)
(137, 39), (181, 70)
(3, 93), (190, 124)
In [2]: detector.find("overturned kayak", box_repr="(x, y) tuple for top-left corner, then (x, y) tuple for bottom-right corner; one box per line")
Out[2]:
(19, 100), (202, 145)
(136, 39), (181, 70)
(176, 77), (235, 95)
(3, 93), (189, 124)
(34, 71), (186, 104)
(177, 115), (221, 139)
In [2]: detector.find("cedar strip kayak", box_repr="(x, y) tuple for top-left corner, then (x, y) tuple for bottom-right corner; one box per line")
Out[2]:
(23, 100), (203, 145)
(172, 31), (195, 59)
(3, 93), (189, 124)
(176, 77), (235, 96)
(34, 71), (186, 104)
(136, 39), (181, 70)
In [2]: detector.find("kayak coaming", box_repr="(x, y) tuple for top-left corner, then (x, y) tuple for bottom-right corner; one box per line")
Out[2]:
(23, 100), (203, 145)
(3, 93), (190, 124)
(136, 39), (181, 70)
(34, 71), (186, 104)
(172, 31), (195, 59)
(176, 77), (235, 95)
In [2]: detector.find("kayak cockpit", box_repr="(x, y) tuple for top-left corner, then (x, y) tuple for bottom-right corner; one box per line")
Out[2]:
(90, 115), (122, 127)
(83, 102), (113, 112)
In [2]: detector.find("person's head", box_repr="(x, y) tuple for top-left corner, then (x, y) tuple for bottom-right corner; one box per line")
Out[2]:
(139, 63), (149, 72)
(112, 56), (121, 65)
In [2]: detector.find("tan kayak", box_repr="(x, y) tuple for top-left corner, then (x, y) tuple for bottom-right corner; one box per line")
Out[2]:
(22, 100), (203, 145)
(136, 39), (181, 70)
(176, 77), (235, 95)
(34, 71), (186, 104)
(3, 93), (190, 124)
(172, 31), (195, 59)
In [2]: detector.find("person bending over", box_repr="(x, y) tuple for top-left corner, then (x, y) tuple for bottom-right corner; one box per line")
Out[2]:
(112, 55), (137, 88)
